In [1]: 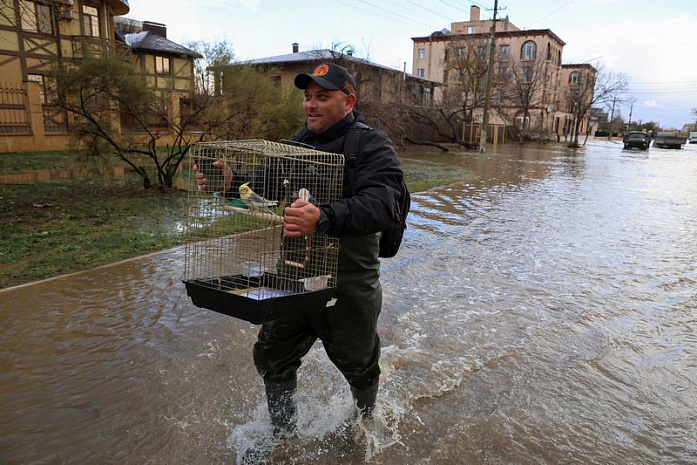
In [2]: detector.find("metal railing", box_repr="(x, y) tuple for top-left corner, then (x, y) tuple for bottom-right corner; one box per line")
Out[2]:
(0, 83), (31, 135)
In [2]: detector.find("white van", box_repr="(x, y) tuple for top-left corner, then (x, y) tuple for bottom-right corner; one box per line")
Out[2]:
(689, 132), (697, 144)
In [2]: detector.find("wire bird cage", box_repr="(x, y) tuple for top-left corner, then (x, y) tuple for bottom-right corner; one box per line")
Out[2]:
(182, 140), (344, 324)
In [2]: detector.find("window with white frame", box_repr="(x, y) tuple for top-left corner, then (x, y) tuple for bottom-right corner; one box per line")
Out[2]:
(417, 68), (425, 78)
(569, 72), (580, 85)
(418, 48), (426, 59)
(155, 56), (171, 75)
(521, 41), (536, 61)
(19, 0), (53, 34)
(467, 26), (475, 34)
(499, 44), (509, 61)
(82, 5), (100, 37)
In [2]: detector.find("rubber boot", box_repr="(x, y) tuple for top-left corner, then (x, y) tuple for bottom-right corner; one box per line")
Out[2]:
(265, 379), (298, 439)
(351, 381), (378, 419)
(240, 380), (297, 465)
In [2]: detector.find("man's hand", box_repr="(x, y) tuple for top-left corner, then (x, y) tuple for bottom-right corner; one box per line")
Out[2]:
(283, 199), (320, 236)
(194, 160), (234, 192)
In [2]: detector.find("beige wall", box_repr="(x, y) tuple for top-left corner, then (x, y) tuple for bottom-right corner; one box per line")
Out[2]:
(0, 0), (123, 151)
(0, 1), (197, 153)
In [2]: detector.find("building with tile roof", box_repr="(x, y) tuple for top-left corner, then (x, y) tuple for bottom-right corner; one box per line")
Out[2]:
(0, 1), (199, 152)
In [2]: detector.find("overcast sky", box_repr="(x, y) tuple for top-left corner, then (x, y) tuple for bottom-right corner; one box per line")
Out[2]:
(125, 0), (697, 130)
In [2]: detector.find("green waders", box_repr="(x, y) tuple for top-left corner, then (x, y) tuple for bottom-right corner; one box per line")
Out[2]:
(253, 234), (382, 424)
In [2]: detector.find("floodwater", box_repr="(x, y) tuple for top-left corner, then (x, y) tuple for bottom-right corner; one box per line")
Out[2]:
(2, 139), (696, 464)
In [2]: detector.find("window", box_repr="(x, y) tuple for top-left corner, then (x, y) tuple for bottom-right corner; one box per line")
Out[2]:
(423, 88), (431, 105)
(496, 91), (506, 104)
(477, 46), (487, 60)
(522, 66), (533, 83)
(19, 0), (53, 34)
(82, 5), (100, 37)
(418, 48), (425, 59)
(569, 72), (580, 85)
(155, 56), (171, 75)
(457, 47), (466, 59)
(27, 74), (56, 104)
(443, 69), (448, 83)
(521, 41), (536, 61)
(546, 43), (551, 60)
(467, 26), (475, 34)
(417, 68), (425, 78)
(499, 44), (509, 61)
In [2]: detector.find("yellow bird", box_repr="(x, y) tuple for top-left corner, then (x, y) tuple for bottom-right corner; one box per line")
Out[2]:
(239, 182), (278, 213)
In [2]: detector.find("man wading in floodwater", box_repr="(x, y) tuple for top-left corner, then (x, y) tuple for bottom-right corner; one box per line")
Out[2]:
(198, 63), (404, 463)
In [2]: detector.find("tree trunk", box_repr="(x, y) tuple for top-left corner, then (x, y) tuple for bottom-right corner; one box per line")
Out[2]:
(405, 137), (450, 152)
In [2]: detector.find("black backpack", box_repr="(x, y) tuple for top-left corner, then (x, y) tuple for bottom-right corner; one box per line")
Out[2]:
(344, 123), (410, 258)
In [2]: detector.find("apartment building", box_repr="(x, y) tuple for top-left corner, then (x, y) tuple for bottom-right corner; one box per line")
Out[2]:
(412, 5), (595, 140)
(0, 1), (199, 152)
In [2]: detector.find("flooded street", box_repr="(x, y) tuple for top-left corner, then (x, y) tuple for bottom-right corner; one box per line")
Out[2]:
(2, 139), (696, 464)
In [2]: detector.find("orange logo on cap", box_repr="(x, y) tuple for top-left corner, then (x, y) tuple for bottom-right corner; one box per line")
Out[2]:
(312, 64), (330, 77)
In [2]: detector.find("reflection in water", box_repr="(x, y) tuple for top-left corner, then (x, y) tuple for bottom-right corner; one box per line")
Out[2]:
(1, 140), (696, 463)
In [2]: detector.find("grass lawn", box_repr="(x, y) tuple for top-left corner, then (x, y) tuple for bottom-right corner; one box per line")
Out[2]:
(0, 150), (475, 289)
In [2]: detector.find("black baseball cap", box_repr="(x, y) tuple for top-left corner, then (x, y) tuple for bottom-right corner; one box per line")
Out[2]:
(294, 63), (356, 95)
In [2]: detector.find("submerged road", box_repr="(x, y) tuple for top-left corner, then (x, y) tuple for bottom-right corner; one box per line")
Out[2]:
(2, 139), (696, 464)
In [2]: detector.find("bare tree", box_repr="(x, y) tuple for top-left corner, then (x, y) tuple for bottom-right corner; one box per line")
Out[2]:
(498, 53), (555, 142)
(406, 36), (490, 148)
(565, 64), (628, 147)
(53, 52), (211, 189)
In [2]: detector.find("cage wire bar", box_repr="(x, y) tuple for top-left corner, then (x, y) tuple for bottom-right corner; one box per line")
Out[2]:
(183, 140), (344, 324)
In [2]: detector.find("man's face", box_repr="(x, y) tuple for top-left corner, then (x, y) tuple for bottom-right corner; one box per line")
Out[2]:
(303, 81), (355, 133)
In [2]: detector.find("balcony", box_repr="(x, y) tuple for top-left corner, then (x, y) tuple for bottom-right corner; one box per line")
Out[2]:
(71, 36), (111, 59)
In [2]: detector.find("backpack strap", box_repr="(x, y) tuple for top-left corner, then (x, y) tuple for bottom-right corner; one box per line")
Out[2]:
(344, 121), (370, 197)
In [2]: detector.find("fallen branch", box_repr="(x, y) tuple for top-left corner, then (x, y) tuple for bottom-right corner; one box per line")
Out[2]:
(404, 137), (450, 152)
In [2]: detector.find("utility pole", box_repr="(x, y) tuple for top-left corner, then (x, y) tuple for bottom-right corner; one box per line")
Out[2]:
(479, 0), (499, 152)
(608, 96), (616, 141)
(627, 102), (633, 131)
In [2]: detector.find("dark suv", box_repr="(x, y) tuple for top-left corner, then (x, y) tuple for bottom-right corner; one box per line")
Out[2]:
(623, 132), (650, 150)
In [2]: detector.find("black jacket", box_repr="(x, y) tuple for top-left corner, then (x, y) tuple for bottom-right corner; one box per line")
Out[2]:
(290, 112), (403, 238)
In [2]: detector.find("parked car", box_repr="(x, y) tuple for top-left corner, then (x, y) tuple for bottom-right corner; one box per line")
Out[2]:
(653, 132), (687, 149)
(623, 131), (650, 150)
(689, 132), (697, 144)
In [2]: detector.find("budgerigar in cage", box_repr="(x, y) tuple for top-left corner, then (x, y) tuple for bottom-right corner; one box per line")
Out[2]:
(239, 182), (279, 213)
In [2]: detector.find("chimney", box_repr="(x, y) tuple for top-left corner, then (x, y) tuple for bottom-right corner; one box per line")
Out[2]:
(142, 21), (167, 38)
(470, 5), (480, 22)
(292, 42), (299, 53)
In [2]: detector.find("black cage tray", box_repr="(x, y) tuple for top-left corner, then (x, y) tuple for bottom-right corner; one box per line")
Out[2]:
(183, 273), (334, 324)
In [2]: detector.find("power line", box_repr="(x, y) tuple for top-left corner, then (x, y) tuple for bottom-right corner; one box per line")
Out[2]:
(439, 0), (470, 13)
(404, 0), (455, 22)
(327, 0), (426, 29)
(354, 0), (435, 28)
(528, 0), (575, 27)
